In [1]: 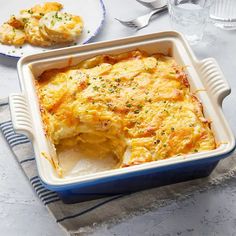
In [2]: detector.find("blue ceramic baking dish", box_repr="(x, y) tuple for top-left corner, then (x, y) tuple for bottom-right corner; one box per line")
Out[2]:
(10, 31), (235, 203)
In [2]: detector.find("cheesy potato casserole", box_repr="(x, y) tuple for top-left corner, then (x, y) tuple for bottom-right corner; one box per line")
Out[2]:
(0, 2), (83, 47)
(37, 50), (216, 175)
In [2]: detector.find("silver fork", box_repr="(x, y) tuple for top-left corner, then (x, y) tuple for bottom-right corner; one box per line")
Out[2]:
(136, 0), (167, 9)
(115, 5), (168, 30)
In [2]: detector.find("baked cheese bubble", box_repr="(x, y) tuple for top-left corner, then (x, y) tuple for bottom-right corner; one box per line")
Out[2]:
(39, 11), (83, 43)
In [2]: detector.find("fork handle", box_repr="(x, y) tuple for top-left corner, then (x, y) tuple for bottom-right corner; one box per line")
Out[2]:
(149, 5), (168, 18)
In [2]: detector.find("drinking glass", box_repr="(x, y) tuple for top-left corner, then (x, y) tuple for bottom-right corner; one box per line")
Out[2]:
(168, 0), (212, 44)
(210, 0), (236, 30)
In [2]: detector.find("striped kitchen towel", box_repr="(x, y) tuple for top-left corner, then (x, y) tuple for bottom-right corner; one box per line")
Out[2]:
(1, 97), (236, 235)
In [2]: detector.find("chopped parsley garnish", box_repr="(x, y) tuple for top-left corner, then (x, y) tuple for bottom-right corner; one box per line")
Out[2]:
(93, 86), (99, 91)
(51, 20), (55, 26)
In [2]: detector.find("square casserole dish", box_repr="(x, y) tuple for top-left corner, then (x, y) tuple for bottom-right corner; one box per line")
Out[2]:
(9, 31), (235, 203)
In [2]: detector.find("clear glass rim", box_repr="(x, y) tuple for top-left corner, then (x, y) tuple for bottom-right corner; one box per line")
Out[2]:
(210, 15), (236, 23)
(167, 0), (212, 8)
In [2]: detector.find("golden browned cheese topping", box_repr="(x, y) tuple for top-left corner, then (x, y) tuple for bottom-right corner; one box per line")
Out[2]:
(0, 2), (83, 47)
(37, 50), (216, 169)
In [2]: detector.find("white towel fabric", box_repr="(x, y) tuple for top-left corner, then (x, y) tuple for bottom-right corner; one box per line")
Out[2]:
(0, 97), (236, 235)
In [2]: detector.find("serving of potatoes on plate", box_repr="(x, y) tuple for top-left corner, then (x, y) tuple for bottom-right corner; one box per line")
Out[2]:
(0, 2), (83, 47)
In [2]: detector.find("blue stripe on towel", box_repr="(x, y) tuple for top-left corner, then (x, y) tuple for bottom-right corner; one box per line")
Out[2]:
(42, 195), (60, 202)
(11, 139), (30, 148)
(7, 136), (27, 145)
(20, 157), (35, 164)
(35, 186), (45, 193)
(39, 191), (58, 199)
(0, 121), (60, 206)
(8, 136), (29, 145)
(57, 194), (125, 222)
(45, 198), (61, 205)
(30, 177), (59, 204)
(0, 122), (30, 147)
(30, 177), (53, 201)
(31, 179), (40, 186)
(35, 188), (57, 203)
(0, 120), (11, 126)
(37, 189), (52, 196)
(0, 123), (13, 131)
(2, 128), (14, 136)
(43, 196), (60, 205)
(42, 196), (60, 205)
(30, 176), (40, 182)
(4, 130), (14, 137)
(5, 132), (22, 139)
(0, 102), (8, 107)
(31, 179), (41, 186)
(1, 125), (13, 133)
(0, 121), (30, 147)
(34, 183), (44, 189)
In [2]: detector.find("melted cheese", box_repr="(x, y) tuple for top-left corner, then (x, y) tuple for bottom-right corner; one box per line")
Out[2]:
(0, 23), (26, 46)
(37, 50), (216, 175)
(0, 2), (83, 47)
(39, 11), (83, 43)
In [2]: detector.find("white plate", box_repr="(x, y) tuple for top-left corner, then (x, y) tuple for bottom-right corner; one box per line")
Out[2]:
(0, 0), (105, 58)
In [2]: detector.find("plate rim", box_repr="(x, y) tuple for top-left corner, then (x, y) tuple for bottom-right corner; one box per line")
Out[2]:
(0, 0), (106, 59)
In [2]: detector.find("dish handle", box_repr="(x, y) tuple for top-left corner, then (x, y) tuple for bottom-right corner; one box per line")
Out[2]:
(197, 58), (231, 105)
(9, 93), (33, 139)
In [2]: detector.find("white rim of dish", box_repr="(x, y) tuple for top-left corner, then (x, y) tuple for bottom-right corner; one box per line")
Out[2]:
(0, 0), (106, 59)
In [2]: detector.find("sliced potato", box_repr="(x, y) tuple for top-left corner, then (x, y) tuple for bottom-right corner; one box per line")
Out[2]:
(39, 11), (83, 43)
(7, 15), (25, 29)
(21, 2), (63, 19)
(24, 18), (52, 47)
(0, 23), (25, 46)
(0, 2), (83, 47)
